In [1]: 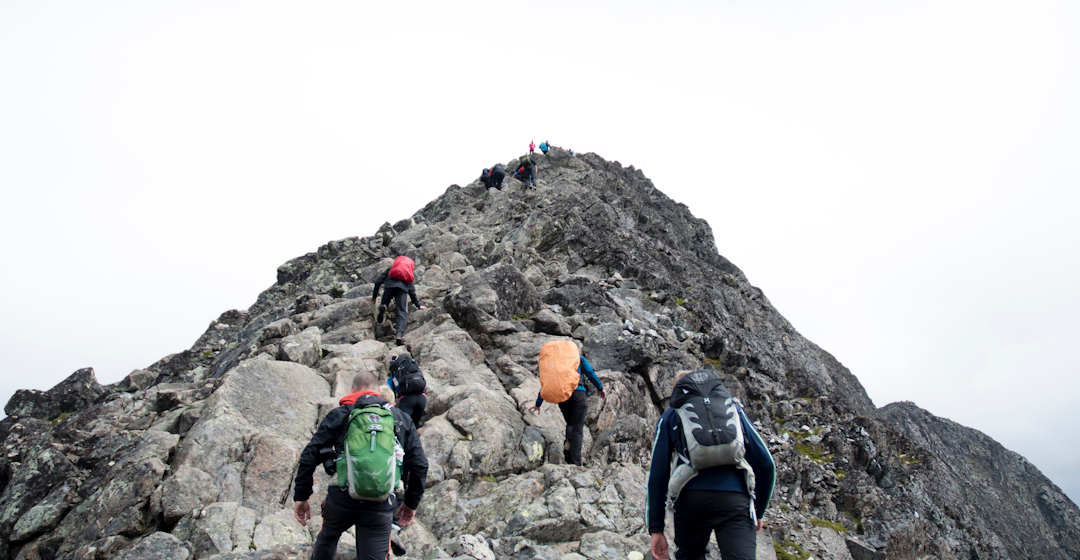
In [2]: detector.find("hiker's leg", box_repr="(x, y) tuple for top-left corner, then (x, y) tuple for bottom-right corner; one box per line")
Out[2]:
(393, 289), (409, 338)
(671, 491), (723, 560)
(707, 492), (756, 560)
(378, 290), (394, 324)
(563, 391), (587, 466)
(396, 394), (424, 427)
(311, 490), (357, 560)
(353, 509), (394, 560)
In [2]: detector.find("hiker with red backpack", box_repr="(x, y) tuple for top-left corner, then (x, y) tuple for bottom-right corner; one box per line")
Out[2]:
(529, 340), (605, 466)
(292, 370), (428, 560)
(373, 256), (428, 346)
(646, 370), (775, 560)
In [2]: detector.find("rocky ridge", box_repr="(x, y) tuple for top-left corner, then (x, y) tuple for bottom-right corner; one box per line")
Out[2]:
(1, 147), (1078, 560)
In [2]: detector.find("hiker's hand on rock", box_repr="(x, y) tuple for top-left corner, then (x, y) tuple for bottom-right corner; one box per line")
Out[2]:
(529, 405), (540, 414)
(397, 505), (416, 527)
(756, 519), (765, 534)
(294, 500), (311, 527)
(650, 534), (669, 560)
(599, 390), (607, 400)
(419, 305), (428, 310)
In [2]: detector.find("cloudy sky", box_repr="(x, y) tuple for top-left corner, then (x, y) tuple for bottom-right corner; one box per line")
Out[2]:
(2, 1), (1077, 501)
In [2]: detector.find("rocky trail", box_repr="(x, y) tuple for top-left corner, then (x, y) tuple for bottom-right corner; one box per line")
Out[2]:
(1, 148), (1077, 559)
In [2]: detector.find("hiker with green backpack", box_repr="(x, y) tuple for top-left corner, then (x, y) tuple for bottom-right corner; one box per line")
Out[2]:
(293, 370), (428, 560)
(646, 370), (775, 560)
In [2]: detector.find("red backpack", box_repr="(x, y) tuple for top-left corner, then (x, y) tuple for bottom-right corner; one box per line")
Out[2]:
(388, 256), (415, 283)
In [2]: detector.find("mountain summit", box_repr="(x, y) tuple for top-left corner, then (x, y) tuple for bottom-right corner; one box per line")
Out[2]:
(2, 148), (1077, 559)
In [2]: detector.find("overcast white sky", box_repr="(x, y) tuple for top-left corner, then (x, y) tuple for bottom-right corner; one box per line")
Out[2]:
(2, 0), (1077, 502)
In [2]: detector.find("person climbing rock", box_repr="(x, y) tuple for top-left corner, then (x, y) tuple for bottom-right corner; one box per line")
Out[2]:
(646, 370), (775, 560)
(486, 164), (505, 190)
(539, 140), (549, 154)
(529, 140), (536, 154)
(388, 354), (427, 429)
(292, 370), (428, 560)
(529, 341), (605, 466)
(372, 256), (427, 346)
(520, 153), (537, 187)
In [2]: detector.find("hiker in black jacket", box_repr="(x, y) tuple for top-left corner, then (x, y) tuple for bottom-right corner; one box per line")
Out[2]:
(373, 256), (427, 346)
(488, 164), (505, 190)
(293, 370), (428, 560)
(520, 154), (536, 187)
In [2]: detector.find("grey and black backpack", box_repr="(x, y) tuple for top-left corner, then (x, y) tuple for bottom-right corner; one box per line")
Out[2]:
(666, 370), (755, 509)
(389, 354), (426, 396)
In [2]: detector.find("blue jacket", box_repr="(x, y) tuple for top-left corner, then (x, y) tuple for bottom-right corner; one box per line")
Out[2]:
(535, 356), (602, 408)
(645, 404), (775, 533)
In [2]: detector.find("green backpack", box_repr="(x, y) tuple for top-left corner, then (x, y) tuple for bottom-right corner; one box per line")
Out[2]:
(336, 404), (402, 501)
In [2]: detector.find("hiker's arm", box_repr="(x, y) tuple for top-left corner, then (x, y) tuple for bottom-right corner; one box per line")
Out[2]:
(532, 392), (543, 410)
(646, 414), (673, 533)
(408, 284), (421, 308)
(372, 269), (389, 300)
(293, 409), (344, 502)
(741, 408), (776, 516)
(401, 420), (429, 510)
(580, 357), (603, 392)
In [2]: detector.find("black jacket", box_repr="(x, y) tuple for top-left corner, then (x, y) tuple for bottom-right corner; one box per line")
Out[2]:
(372, 268), (420, 307)
(293, 393), (428, 510)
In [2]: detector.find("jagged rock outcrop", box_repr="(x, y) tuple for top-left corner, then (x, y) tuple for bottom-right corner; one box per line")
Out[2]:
(2, 147), (1077, 559)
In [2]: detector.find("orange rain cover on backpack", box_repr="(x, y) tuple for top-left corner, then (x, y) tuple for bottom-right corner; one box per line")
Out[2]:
(388, 256), (415, 283)
(538, 340), (580, 404)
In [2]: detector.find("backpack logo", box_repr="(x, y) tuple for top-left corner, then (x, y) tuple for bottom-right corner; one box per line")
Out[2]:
(367, 414), (383, 424)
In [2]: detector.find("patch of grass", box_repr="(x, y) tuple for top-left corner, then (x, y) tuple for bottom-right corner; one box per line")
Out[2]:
(844, 511), (864, 534)
(811, 517), (847, 534)
(834, 470), (847, 481)
(779, 503), (790, 512)
(51, 412), (72, 426)
(674, 297), (686, 306)
(899, 452), (923, 465)
(794, 440), (833, 465)
(703, 357), (723, 369)
(476, 474), (497, 483)
(512, 311), (537, 321)
(774, 541), (809, 560)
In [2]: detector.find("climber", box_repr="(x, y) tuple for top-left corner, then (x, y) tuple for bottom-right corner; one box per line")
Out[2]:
(372, 256), (428, 346)
(539, 140), (549, 154)
(529, 341), (605, 466)
(646, 370), (775, 560)
(529, 140), (536, 154)
(520, 153), (537, 187)
(486, 164), (505, 190)
(388, 354), (427, 429)
(480, 168), (491, 189)
(292, 370), (428, 560)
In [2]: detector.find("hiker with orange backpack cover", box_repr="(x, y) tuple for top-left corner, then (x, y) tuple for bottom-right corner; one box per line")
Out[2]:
(373, 256), (428, 346)
(529, 340), (605, 466)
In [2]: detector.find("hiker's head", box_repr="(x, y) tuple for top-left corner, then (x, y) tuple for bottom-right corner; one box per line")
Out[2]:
(351, 370), (378, 393)
(379, 386), (396, 405)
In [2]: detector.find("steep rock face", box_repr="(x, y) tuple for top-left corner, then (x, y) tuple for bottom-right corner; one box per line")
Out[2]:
(1, 147), (1077, 560)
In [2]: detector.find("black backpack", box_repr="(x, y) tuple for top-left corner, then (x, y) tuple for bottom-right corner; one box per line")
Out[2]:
(390, 354), (426, 396)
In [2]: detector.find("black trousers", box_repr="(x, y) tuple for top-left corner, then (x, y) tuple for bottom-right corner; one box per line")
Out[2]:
(557, 390), (588, 466)
(396, 393), (426, 427)
(379, 288), (409, 338)
(672, 490), (756, 560)
(312, 488), (394, 560)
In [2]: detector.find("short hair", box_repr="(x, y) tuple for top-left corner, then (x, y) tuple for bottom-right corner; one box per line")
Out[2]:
(351, 370), (378, 392)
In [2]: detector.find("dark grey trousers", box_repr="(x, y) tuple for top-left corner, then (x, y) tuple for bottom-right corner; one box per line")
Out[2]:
(673, 490), (756, 560)
(379, 288), (409, 337)
(311, 488), (393, 560)
(558, 390), (588, 466)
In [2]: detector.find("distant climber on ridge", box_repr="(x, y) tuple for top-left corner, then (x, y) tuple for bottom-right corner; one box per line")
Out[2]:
(647, 370), (775, 560)
(539, 140), (549, 154)
(529, 340), (605, 466)
(529, 140), (536, 154)
(520, 153), (537, 187)
(483, 164), (505, 190)
(373, 256), (428, 346)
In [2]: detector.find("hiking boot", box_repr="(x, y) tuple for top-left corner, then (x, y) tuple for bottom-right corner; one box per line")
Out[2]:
(377, 305), (386, 323)
(390, 539), (407, 556)
(563, 441), (571, 452)
(395, 338), (405, 347)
